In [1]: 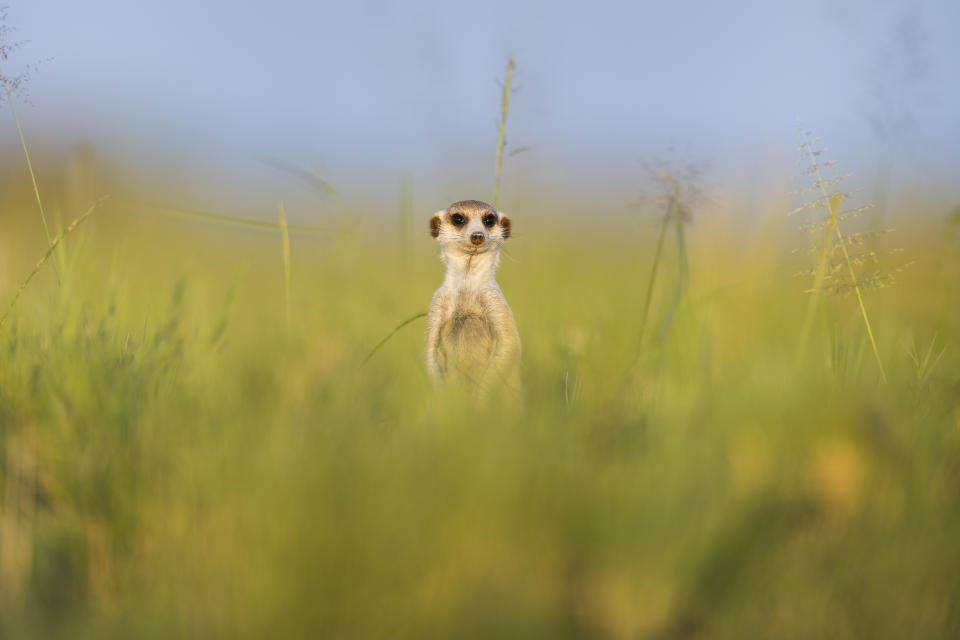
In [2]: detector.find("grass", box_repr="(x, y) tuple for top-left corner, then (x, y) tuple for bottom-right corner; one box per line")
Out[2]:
(793, 128), (893, 382)
(0, 198), (104, 330)
(493, 56), (515, 210)
(637, 172), (693, 351)
(0, 186), (958, 638)
(1, 59), (59, 285)
(277, 200), (292, 329)
(2, 9), (956, 635)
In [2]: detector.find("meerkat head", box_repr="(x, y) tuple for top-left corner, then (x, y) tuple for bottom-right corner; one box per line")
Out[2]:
(429, 200), (511, 255)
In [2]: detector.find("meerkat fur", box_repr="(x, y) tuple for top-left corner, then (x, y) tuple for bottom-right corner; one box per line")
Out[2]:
(425, 200), (521, 397)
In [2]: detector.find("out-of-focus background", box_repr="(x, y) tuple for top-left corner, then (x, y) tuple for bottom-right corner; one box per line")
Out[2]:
(2, 0), (958, 215)
(1, 1), (959, 638)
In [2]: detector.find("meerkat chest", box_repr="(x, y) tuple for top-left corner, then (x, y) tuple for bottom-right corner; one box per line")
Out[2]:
(437, 288), (497, 366)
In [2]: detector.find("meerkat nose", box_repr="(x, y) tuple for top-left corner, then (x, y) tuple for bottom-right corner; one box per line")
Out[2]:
(470, 232), (485, 246)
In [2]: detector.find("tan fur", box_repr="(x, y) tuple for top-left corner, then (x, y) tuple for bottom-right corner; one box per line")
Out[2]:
(425, 200), (520, 397)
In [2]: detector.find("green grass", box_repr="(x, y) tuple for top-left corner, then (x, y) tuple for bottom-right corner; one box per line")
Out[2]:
(1, 59), (59, 283)
(493, 56), (515, 210)
(0, 193), (958, 639)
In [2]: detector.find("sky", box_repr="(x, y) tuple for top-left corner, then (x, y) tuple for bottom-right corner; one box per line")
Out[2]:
(0, 0), (957, 216)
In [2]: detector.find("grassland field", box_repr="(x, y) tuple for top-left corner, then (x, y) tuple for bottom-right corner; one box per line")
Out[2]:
(0, 181), (959, 638)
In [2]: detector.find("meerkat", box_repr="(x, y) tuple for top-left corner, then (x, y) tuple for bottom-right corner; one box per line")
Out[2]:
(425, 200), (521, 396)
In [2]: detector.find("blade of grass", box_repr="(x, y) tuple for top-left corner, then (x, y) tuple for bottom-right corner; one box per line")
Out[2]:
(257, 156), (339, 198)
(53, 207), (68, 285)
(360, 313), (427, 368)
(278, 201), (292, 329)
(834, 222), (887, 383)
(0, 198), (107, 331)
(140, 201), (334, 232)
(493, 57), (514, 209)
(657, 180), (689, 343)
(1, 64), (59, 284)
(796, 140), (887, 382)
(796, 192), (840, 367)
(637, 195), (674, 350)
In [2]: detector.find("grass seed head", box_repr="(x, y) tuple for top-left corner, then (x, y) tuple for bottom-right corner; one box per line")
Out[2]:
(0, 7), (44, 106)
(791, 125), (906, 298)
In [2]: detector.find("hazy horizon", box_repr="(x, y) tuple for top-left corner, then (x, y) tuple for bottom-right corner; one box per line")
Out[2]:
(1, 0), (957, 220)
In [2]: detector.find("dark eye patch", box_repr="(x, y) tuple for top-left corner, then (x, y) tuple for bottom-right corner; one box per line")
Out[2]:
(482, 213), (496, 228)
(450, 213), (467, 227)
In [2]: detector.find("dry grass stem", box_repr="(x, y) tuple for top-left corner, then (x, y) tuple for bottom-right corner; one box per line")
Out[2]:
(793, 127), (889, 383)
(493, 56), (515, 209)
(278, 200), (292, 328)
(1, 59), (60, 284)
(0, 197), (108, 331)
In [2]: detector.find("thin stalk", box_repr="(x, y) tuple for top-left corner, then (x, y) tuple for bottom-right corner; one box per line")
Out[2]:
(493, 57), (514, 209)
(796, 176), (842, 366)
(657, 186), (689, 344)
(1, 66), (59, 283)
(834, 224), (887, 383)
(360, 313), (427, 368)
(277, 201), (291, 329)
(53, 208), (68, 286)
(796, 230), (834, 362)
(0, 199), (103, 330)
(673, 189), (689, 291)
(796, 148), (886, 382)
(656, 177), (689, 339)
(638, 193), (676, 348)
(147, 201), (334, 232)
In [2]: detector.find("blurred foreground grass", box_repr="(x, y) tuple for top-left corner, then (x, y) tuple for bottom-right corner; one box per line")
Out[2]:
(1, 191), (959, 638)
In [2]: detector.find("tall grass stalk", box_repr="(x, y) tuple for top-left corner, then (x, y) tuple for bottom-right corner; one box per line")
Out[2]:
(360, 313), (427, 368)
(638, 184), (678, 347)
(905, 334), (945, 390)
(1, 61), (59, 284)
(796, 150), (887, 383)
(0, 199), (104, 330)
(53, 207), (68, 283)
(660, 178), (690, 341)
(143, 201), (333, 232)
(833, 212), (887, 383)
(795, 192), (839, 362)
(673, 187), (690, 291)
(637, 172), (693, 350)
(278, 201), (292, 329)
(493, 57), (514, 209)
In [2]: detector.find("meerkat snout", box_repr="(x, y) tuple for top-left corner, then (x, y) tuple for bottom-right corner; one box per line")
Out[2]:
(470, 231), (485, 246)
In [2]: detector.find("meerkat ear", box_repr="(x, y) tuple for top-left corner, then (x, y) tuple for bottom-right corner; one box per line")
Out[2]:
(429, 212), (444, 239)
(499, 214), (511, 239)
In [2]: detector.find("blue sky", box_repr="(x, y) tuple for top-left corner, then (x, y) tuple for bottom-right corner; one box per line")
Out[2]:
(1, 0), (957, 214)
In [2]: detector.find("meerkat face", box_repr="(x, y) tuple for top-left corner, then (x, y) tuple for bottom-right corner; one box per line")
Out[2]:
(429, 200), (511, 254)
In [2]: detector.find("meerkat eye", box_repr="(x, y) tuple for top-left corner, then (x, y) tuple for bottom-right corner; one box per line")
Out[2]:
(451, 213), (466, 227)
(482, 213), (496, 228)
